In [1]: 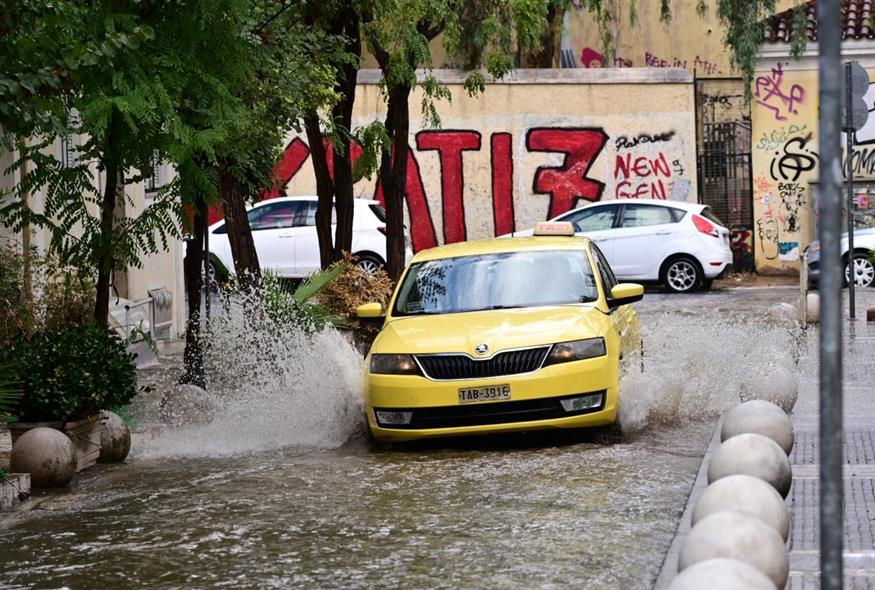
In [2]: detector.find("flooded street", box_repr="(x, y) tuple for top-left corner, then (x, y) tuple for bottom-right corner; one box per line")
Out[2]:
(0, 287), (804, 589)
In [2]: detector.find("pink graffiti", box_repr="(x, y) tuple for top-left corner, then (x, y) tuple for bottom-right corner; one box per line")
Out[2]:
(755, 63), (805, 121)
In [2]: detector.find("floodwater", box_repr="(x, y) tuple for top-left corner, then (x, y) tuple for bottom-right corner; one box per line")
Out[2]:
(0, 287), (803, 589)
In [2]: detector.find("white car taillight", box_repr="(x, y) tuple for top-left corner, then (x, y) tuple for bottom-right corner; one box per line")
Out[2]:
(692, 214), (719, 238)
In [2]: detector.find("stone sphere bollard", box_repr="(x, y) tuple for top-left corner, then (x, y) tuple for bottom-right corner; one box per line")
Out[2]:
(739, 363), (798, 413)
(806, 292), (820, 324)
(668, 557), (777, 590)
(721, 400), (794, 454)
(678, 510), (788, 589)
(692, 474), (790, 541)
(765, 302), (798, 328)
(708, 433), (792, 498)
(98, 411), (131, 463)
(10, 427), (77, 488)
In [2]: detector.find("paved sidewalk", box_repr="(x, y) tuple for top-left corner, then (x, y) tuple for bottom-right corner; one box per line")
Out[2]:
(655, 289), (875, 589)
(787, 290), (875, 589)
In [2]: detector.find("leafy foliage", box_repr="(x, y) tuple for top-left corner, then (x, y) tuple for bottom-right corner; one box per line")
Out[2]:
(0, 361), (23, 415)
(262, 266), (350, 334)
(6, 322), (139, 422)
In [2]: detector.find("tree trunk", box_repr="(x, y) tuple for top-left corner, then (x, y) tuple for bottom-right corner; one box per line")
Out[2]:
(218, 166), (260, 288)
(304, 112), (336, 269)
(520, 4), (561, 68)
(181, 195), (207, 389)
(94, 108), (124, 328)
(381, 85), (411, 281)
(331, 14), (361, 261)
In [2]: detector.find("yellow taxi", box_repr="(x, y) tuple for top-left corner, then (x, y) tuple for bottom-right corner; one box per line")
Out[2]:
(356, 222), (644, 442)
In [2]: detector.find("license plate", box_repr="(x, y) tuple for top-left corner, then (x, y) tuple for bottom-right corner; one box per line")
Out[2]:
(458, 384), (511, 404)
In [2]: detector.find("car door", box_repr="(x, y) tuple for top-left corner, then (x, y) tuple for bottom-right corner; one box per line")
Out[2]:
(248, 201), (306, 277)
(609, 204), (679, 279)
(557, 204), (620, 265)
(293, 201), (334, 276)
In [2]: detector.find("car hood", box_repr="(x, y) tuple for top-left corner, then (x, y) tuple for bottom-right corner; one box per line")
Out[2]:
(374, 305), (607, 356)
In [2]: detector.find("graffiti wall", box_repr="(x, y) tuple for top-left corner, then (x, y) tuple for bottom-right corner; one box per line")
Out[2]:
(750, 59), (875, 273)
(277, 69), (697, 251)
(569, 0), (799, 77)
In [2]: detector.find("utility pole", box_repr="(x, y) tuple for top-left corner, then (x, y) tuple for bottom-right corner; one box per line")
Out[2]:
(818, 2), (844, 588)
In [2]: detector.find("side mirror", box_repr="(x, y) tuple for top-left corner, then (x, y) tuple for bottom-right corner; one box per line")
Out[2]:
(356, 302), (385, 318)
(609, 283), (644, 307)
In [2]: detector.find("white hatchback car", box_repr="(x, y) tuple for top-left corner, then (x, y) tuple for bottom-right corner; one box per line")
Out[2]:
(208, 196), (410, 279)
(511, 199), (733, 293)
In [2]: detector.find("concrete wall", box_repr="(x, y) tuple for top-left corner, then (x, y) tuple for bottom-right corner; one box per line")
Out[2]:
(279, 68), (698, 251)
(751, 45), (875, 273)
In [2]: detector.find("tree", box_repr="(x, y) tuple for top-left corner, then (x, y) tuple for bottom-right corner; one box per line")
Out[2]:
(364, 0), (548, 279)
(304, 3), (362, 270)
(0, 1), (253, 330)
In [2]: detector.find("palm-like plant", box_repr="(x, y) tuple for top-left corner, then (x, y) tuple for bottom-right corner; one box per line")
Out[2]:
(262, 263), (350, 332)
(0, 360), (22, 414)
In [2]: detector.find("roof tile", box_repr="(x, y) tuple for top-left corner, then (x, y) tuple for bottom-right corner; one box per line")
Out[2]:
(763, 0), (875, 43)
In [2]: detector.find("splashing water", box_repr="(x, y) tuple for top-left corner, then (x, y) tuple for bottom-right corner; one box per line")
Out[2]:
(618, 310), (802, 433)
(138, 287), (366, 458)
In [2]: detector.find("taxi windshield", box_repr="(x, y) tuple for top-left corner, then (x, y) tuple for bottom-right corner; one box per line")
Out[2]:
(392, 249), (599, 316)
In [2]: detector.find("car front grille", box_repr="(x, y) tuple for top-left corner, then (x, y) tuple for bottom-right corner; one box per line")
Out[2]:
(415, 346), (551, 380)
(374, 391), (607, 429)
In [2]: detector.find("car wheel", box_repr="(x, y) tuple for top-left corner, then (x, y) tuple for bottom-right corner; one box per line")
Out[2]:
(845, 252), (875, 288)
(661, 256), (701, 293)
(354, 253), (384, 275)
(701, 278), (714, 291)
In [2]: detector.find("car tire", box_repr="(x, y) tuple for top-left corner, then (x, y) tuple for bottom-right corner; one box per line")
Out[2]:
(661, 256), (702, 294)
(701, 278), (714, 291)
(845, 251), (875, 288)
(354, 253), (384, 275)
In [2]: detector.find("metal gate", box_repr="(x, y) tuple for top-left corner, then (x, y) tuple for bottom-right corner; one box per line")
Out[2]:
(695, 78), (755, 271)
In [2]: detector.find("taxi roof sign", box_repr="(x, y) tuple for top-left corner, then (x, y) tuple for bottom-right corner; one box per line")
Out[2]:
(533, 221), (575, 236)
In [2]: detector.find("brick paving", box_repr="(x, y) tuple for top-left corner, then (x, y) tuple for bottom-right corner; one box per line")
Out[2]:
(788, 290), (875, 588)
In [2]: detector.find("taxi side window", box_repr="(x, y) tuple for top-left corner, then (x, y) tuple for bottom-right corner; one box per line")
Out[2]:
(590, 244), (618, 294)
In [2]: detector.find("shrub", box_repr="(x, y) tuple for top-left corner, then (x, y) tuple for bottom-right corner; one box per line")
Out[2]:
(0, 244), (34, 350)
(317, 254), (394, 345)
(8, 322), (139, 422)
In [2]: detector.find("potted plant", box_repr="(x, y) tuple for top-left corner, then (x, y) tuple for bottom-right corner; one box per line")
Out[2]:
(6, 322), (140, 471)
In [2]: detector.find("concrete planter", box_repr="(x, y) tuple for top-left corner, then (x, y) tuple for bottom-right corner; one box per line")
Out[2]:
(0, 473), (31, 510)
(10, 415), (102, 473)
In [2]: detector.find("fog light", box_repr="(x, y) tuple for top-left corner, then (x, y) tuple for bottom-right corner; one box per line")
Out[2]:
(375, 410), (414, 426)
(559, 393), (603, 412)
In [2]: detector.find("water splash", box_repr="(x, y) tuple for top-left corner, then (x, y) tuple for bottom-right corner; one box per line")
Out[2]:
(137, 287), (365, 458)
(618, 310), (802, 433)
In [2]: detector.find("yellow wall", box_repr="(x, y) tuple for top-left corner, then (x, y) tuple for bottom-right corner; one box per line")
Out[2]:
(279, 69), (697, 250)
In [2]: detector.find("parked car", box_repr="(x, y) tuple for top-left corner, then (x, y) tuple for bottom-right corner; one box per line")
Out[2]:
(207, 196), (411, 279)
(356, 221), (644, 442)
(805, 227), (875, 288)
(509, 199), (733, 293)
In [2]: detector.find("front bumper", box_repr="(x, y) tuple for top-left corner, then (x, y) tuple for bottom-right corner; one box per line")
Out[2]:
(365, 355), (618, 442)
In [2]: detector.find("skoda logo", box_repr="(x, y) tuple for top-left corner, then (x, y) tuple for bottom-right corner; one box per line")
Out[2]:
(475, 343), (489, 355)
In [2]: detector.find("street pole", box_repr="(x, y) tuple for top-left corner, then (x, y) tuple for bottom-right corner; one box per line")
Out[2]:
(819, 2), (844, 588)
(846, 62), (856, 319)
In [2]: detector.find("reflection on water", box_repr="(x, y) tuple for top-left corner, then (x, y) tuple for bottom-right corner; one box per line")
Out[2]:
(0, 288), (803, 589)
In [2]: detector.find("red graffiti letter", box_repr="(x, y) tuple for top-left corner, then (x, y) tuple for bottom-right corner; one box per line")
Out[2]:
(415, 130), (481, 244)
(264, 138), (311, 200)
(526, 128), (608, 218)
(374, 148), (438, 253)
(490, 133), (515, 236)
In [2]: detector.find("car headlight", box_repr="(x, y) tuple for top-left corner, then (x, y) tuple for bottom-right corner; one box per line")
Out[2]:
(545, 338), (607, 365)
(369, 354), (421, 375)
